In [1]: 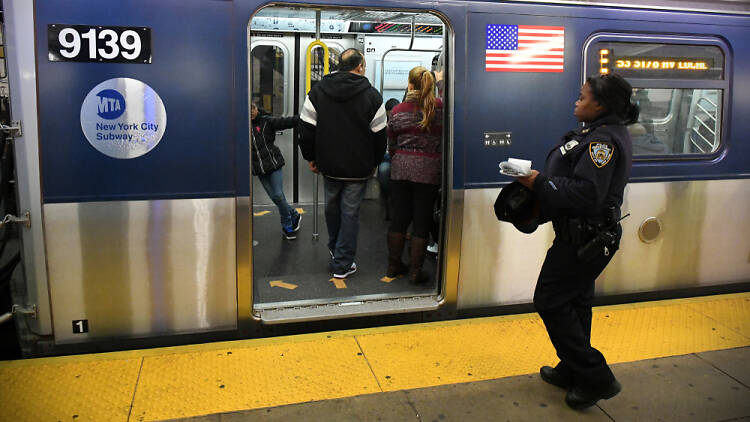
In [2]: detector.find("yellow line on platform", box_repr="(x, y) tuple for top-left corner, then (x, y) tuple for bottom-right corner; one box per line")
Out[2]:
(0, 293), (747, 421)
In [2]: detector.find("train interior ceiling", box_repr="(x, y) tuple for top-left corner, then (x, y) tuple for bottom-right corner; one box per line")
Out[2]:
(249, 7), (448, 312)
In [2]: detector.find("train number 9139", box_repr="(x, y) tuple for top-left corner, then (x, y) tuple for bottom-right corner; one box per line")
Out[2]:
(47, 24), (152, 63)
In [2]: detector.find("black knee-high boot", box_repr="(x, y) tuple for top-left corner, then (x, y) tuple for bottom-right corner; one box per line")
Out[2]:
(408, 236), (429, 284)
(387, 232), (408, 277)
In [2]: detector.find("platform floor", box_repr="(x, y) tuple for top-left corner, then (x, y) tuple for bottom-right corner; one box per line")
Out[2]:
(1, 292), (749, 421)
(176, 347), (750, 422)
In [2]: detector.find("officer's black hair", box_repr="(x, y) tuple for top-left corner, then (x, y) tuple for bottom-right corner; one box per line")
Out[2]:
(339, 48), (364, 72)
(586, 73), (640, 125)
(385, 98), (400, 111)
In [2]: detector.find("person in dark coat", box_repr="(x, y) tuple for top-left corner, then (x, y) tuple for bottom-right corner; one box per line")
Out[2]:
(516, 73), (639, 410)
(251, 103), (301, 240)
(377, 98), (401, 221)
(299, 48), (386, 280)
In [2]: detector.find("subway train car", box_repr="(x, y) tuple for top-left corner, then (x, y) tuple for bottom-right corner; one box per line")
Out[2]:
(1, 0), (749, 357)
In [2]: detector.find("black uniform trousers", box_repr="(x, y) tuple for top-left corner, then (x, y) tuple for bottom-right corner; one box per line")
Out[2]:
(533, 236), (616, 389)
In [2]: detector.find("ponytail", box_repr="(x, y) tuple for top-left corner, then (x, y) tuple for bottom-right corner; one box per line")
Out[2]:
(623, 103), (640, 125)
(408, 66), (437, 130)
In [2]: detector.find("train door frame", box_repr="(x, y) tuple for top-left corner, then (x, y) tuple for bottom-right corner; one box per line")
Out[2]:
(245, 5), (459, 324)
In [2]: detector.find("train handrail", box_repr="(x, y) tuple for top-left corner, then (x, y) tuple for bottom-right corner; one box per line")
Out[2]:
(305, 10), (330, 240)
(305, 40), (330, 95)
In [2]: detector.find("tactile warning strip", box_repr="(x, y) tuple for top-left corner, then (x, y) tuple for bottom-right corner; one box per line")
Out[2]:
(354, 315), (557, 391)
(0, 293), (748, 422)
(686, 295), (750, 339)
(128, 338), (379, 421)
(0, 358), (141, 421)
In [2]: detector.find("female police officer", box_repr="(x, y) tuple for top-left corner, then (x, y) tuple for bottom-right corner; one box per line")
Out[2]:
(516, 73), (639, 410)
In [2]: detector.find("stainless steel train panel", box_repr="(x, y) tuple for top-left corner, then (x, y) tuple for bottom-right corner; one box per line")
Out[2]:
(4, 0), (53, 335)
(44, 198), (237, 344)
(456, 180), (750, 309)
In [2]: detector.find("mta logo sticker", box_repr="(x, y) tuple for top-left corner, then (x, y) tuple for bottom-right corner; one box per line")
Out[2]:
(589, 142), (614, 168)
(96, 89), (126, 119)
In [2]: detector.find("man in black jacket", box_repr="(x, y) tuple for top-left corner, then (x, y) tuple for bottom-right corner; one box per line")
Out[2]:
(300, 48), (387, 279)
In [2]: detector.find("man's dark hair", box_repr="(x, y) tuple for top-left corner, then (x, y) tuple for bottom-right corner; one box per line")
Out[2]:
(385, 99), (400, 111)
(339, 48), (364, 72)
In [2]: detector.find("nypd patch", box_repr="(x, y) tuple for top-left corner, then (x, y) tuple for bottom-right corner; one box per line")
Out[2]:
(589, 142), (614, 168)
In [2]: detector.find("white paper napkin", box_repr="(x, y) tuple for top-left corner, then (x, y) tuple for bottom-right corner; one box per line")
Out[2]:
(499, 158), (532, 177)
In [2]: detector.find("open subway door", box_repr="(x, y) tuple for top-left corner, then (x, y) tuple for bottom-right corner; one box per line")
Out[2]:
(247, 5), (455, 323)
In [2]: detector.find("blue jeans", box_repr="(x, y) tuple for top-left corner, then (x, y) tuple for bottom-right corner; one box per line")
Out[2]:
(324, 177), (367, 273)
(377, 152), (391, 197)
(258, 168), (297, 228)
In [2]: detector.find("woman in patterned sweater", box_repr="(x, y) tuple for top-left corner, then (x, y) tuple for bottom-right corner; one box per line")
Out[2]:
(386, 66), (443, 284)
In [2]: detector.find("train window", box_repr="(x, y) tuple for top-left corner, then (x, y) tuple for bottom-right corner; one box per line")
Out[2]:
(630, 88), (722, 155)
(310, 45), (340, 84)
(585, 37), (727, 158)
(251, 45), (285, 115)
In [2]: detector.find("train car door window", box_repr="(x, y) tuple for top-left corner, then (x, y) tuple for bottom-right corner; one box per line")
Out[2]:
(584, 36), (727, 158)
(251, 45), (286, 115)
(310, 45), (340, 86)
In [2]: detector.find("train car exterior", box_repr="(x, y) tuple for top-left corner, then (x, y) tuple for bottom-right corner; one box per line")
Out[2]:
(2, 0), (749, 356)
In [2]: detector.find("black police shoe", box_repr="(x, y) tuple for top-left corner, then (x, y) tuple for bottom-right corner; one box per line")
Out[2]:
(540, 366), (571, 390)
(565, 379), (621, 410)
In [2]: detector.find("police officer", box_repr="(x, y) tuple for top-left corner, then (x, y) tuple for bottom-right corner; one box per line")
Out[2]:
(516, 73), (639, 410)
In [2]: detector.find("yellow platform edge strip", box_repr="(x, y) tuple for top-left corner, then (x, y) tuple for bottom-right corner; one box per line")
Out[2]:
(0, 291), (747, 370)
(0, 292), (748, 422)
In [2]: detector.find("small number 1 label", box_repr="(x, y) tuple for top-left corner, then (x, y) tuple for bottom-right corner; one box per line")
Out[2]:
(72, 320), (89, 334)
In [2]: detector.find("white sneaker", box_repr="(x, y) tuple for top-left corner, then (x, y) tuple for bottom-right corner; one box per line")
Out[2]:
(333, 262), (357, 279)
(427, 242), (438, 254)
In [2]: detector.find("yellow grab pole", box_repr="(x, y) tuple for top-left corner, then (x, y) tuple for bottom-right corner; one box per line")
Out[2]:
(305, 40), (330, 241)
(305, 40), (329, 94)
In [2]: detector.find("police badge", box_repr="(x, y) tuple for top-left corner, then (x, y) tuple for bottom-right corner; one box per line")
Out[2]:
(589, 142), (614, 168)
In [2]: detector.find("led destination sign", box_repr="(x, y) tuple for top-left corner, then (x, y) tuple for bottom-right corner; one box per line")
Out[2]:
(597, 45), (722, 80)
(612, 57), (712, 71)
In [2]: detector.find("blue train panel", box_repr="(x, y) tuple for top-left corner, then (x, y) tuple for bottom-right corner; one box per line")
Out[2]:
(34, 0), (750, 200)
(460, 2), (750, 189)
(36, 0), (235, 203)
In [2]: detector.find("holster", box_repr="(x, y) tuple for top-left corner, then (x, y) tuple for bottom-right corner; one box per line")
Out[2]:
(554, 217), (596, 246)
(574, 207), (622, 262)
(555, 207), (622, 261)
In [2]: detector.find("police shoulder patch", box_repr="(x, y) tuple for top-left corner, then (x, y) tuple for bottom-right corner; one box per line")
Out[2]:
(589, 141), (615, 168)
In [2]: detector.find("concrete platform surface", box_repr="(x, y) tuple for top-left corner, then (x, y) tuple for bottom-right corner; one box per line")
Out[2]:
(173, 347), (750, 422)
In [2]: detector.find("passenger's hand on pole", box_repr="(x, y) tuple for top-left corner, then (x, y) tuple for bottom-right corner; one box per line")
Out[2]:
(309, 161), (319, 174)
(517, 170), (539, 190)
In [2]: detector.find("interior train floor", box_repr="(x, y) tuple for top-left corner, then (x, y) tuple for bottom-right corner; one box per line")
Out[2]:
(252, 199), (438, 306)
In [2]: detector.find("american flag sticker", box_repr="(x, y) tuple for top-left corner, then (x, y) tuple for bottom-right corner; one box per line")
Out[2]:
(486, 24), (565, 72)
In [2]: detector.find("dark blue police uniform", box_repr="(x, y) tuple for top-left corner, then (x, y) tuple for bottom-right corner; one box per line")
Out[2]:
(531, 114), (632, 390)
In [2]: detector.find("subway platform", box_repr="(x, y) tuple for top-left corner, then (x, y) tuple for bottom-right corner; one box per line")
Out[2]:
(1, 292), (749, 422)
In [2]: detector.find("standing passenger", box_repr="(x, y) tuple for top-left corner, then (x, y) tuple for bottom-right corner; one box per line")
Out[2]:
(386, 66), (443, 284)
(377, 98), (401, 221)
(251, 103), (301, 240)
(299, 48), (387, 280)
(516, 74), (638, 409)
